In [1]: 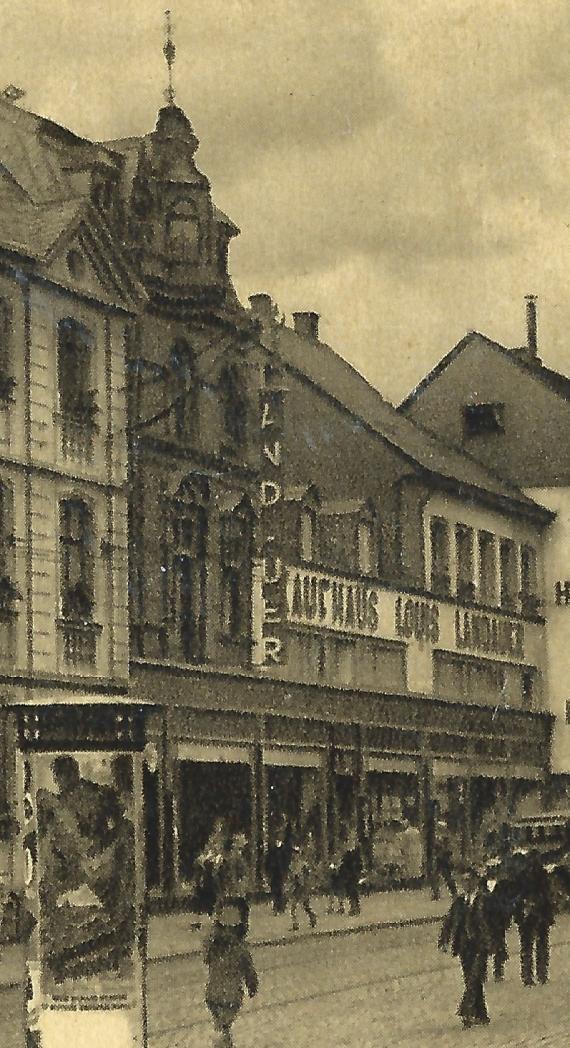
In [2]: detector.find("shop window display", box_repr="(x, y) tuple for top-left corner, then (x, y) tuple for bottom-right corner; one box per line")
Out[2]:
(365, 772), (422, 889)
(177, 760), (252, 906)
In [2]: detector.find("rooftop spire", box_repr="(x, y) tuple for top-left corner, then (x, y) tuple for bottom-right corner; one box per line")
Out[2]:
(163, 9), (176, 105)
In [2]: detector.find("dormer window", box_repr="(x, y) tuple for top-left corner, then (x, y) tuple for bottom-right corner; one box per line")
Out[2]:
(166, 204), (200, 262)
(463, 402), (504, 438)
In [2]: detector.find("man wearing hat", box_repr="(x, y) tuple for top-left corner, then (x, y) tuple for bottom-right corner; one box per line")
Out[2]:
(512, 848), (554, 986)
(438, 865), (493, 1028)
(483, 856), (513, 982)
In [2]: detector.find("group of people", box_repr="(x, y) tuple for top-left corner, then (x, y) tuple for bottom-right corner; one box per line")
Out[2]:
(265, 823), (367, 930)
(438, 843), (569, 1029)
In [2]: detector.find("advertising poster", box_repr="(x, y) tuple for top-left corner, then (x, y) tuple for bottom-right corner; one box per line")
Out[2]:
(21, 750), (146, 1048)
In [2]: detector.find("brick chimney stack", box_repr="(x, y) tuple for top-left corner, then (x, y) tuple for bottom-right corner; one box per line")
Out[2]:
(525, 294), (538, 356)
(292, 311), (320, 341)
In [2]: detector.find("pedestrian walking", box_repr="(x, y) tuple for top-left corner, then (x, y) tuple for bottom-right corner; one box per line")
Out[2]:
(482, 857), (513, 982)
(337, 837), (363, 917)
(287, 845), (317, 931)
(203, 896), (258, 1048)
(431, 822), (456, 901)
(438, 867), (493, 1029)
(512, 848), (554, 987)
(265, 821), (293, 915)
(400, 819), (423, 886)
(326, 843), (346, 915)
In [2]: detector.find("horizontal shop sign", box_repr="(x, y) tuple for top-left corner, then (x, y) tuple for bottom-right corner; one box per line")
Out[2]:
(176, 742), (252, 764)
(433, 758), (542, 781)
(285, 565), (537, 664)
(263, 747), (322, 768)
(366, 756), (419, 774)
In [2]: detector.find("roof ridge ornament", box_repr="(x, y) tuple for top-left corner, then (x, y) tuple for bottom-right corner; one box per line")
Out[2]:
(163, 9), (176, 106)
(2, 85), (26, 103)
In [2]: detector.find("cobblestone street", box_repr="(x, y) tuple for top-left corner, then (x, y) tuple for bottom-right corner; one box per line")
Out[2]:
(148, 916), (570, 1048)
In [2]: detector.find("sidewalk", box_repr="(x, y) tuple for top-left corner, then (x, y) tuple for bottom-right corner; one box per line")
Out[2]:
(148, 888), (448, 962)
(0, 889), (448, 988)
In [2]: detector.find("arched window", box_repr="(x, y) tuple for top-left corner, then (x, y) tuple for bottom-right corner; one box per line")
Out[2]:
(57, 319), (98, 460)
(170, 339), (197, 440)
(166, 204), (200, 262)
(59, 498), (94, 620)
(220, 497), (253, 643)
(220, 363), (247, 447)
(170, 478), (208, 662)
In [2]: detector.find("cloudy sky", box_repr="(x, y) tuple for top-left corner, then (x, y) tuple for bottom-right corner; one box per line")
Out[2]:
(4, 0), (570, 401)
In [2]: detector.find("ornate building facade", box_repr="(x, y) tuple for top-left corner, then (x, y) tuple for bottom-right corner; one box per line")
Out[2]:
(0, 90), (556, 899)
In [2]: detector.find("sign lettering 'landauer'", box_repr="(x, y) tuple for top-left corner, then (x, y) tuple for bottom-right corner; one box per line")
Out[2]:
(286, 566), (526, 661)
(257, 368), (287, 665)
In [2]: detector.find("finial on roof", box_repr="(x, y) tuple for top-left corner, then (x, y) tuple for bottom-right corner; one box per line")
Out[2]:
(163, 9), (176, 105)
(1, 85), (26, 103)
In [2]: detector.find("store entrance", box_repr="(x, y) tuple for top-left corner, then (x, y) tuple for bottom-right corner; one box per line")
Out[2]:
(177, 760), (252, 883)
(267, 765), (321, 850)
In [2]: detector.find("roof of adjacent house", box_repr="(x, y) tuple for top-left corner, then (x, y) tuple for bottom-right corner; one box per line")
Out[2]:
(399, 330), (570, 410)
(261, 321), (552, 521)
(0, 96), (123, 260)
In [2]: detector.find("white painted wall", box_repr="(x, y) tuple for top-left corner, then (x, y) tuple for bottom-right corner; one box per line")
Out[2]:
(526, 487), (570, 774)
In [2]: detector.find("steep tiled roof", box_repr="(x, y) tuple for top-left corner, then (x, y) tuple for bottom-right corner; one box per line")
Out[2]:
(262, 322), (551, 520)
(399, 330), (570, 409)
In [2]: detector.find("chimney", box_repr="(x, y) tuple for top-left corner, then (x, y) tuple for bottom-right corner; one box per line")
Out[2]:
(249, 293), (277, 325)
(525, 294), (538, 356)
(292, 311), (320, 341)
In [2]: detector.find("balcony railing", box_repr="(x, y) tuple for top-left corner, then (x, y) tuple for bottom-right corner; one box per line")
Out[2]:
(57, 618), (102, 668)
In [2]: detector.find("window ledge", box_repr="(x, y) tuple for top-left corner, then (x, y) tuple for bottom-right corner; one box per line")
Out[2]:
(56, 618), (103, 635)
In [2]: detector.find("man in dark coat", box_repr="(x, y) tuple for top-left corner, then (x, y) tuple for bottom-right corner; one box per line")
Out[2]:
(265, 822), (293, 915)
(337, 840), (364, 917)
(438, 867), (493, 1028)
(483, 856), (514, 982)
(512, 848), (555, 986)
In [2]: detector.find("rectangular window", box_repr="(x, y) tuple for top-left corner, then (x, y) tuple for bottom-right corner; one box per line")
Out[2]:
(300, 510), (316, 563)
(478, 531), (497, 605)
(463, 402), (504, 438)
(456, 524), (475, 602)
(58, 498), (98, 667)
(358, 520), (373, 575)
(520, 545), (539, 616)
(57, 318), (98, 461)
(522, 670), (535, 710)
(566, 699), (570, 726)
(430, 517), (450, 596)
(220, 506), (252, 643)
(433, 652), (506, 706)
(356, 638), (406, 692)
(499, 538), (518, 611)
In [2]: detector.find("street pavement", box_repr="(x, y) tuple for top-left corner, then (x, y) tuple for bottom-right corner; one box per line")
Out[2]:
(148, 888), (447, 959)
(147, 916), (570, 1048)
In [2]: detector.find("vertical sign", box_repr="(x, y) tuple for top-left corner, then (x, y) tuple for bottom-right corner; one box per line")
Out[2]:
(253, 367), (287, 666)
(17, 707), (147, 1048)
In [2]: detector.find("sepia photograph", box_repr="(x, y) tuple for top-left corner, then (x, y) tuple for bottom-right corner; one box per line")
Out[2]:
(0, 2), (570, 1045)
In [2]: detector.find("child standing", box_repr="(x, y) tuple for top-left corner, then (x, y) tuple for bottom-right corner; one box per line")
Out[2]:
(203, 896), (258, 1047)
